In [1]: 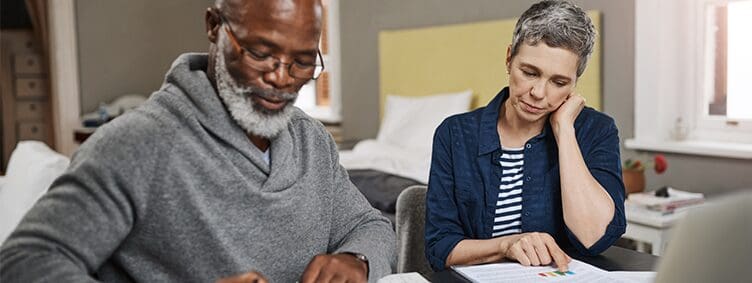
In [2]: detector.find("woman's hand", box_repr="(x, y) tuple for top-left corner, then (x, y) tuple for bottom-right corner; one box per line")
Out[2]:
(500, 232), (572, 272)
(550, 93), (586, 137)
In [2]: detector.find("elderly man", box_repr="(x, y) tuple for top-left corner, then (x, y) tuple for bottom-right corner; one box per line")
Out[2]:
(0, 0), (395, 282)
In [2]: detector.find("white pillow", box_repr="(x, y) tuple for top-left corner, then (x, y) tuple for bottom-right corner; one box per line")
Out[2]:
(0, 141), (70, 244)
(377, 90), (472, 152)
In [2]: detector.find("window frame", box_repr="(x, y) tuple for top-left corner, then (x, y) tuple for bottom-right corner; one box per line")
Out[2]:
(293, 0), (342, 123)
(694, 0), (752, 142)
(627, 0), (752, 159)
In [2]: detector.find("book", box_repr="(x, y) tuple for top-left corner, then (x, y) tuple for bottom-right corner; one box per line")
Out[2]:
(627, 187), (704, 213)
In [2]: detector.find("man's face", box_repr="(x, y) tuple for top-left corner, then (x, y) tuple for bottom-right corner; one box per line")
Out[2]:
(506, 41), (579, 124)
(209, 0), (322, 138)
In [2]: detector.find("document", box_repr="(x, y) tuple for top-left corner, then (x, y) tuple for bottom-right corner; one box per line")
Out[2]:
(377, 272), (430, 283)
(452, 259), (653, 283)
(609, 271), (656, 283)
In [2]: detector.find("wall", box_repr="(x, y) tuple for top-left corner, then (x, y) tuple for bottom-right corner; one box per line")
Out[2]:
(76, 0), (213, 114)
(339, 0), (752, 195)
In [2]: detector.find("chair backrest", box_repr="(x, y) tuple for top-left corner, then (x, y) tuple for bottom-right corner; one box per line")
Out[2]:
(395, 185), (433, 276)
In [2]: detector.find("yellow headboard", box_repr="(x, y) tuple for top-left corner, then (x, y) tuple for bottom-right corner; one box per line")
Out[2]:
(379, 11), (602, 116)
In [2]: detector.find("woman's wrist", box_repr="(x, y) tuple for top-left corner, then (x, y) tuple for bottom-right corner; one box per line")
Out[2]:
(497, 235), (513, 259)
(552, 122), (575, 140)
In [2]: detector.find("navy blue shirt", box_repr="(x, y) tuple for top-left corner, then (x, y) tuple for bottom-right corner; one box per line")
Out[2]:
(424, 87), (626, 271)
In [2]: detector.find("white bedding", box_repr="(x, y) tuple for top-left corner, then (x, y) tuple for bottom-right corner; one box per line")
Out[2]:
(340, 90), (473, 184)
(0, 141), (70, 244)
(339, 139), (432, 184)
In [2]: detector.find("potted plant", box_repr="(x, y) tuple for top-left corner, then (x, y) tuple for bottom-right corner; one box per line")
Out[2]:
(622, 154), (668, 194)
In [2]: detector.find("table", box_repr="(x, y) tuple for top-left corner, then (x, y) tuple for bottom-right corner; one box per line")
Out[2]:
(73, 126), (98, 144)
(429, 245), (658, 282)
(622, 202), (702, 255)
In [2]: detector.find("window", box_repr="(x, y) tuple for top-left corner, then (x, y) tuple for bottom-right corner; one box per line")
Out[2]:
(294, 0), (341, 123)
(695, 0), (752, 141)
(725, 1), (752, 121)
(628, 0), (752, 159)
(705, 1), (752, 120)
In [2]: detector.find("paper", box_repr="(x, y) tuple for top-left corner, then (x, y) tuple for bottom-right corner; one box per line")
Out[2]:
(609, 271), (656, 283)
(452, 259), (648, 283)
(377, 272), (430, 283)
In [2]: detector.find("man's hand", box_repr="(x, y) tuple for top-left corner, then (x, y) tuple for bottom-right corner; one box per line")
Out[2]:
(500, 232), (572, 272)
(216, 271), (269, 283)
(549, 92), (586, 136)
(300, 253), (368, 283)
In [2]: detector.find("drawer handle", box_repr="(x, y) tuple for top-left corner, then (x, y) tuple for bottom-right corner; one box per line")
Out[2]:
(28, 81), (36, 89)
(31, 126), (38, 133)
(29, 104), (37, 111)
(25, 41), (33, 48)
(27, 58), (35, 66)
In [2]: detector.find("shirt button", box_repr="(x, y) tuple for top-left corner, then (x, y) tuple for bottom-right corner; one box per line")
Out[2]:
(526, 144), (532, 149)
(526, 176), (531, 181)
(524, 212), (531, 216)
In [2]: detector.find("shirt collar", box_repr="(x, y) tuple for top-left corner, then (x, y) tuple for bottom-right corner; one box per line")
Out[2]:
(477, 87), (552, 156)
(478, 88), (507, 156)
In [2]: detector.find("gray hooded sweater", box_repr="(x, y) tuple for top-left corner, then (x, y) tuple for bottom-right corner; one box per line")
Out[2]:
(0, 53), (396, 282)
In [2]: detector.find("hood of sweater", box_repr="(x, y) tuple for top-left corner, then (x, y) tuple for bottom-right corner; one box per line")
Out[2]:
(156, 53), (302, 191)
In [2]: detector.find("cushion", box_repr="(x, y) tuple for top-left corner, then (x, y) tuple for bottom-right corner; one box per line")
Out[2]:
(377, 90), (472, 153)
(0, 141), (70, 244)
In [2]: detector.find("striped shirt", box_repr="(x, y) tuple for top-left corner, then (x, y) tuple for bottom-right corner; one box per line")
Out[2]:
(493, 146), (524, 237)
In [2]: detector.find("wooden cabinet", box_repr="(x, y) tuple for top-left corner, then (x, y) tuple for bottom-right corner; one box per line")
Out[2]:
(13, 53), (44, 74)
(1, 30), (54, 171)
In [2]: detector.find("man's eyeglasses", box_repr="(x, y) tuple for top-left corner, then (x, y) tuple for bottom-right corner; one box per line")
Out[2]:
(219, 14), (325, 80)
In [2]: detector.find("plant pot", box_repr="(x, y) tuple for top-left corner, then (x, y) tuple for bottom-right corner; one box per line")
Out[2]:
(622, 169), (645, 195)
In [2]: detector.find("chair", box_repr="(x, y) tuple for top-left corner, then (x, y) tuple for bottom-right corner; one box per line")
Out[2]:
(395, 185), (433, 276)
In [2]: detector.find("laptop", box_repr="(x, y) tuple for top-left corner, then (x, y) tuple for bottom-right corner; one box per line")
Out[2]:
(654, 189), (752, 283)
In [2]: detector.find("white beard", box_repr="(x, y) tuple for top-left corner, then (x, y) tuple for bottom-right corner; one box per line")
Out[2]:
(213, 34), (298, 139)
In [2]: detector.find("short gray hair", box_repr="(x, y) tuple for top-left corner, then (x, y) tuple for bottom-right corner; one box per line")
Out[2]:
(510, 0), (596, 77)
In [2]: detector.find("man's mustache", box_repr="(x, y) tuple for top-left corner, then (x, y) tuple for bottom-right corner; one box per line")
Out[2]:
(238, 87), (297, 102)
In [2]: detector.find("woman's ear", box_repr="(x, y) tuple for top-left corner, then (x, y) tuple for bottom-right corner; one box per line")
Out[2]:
(505, 45), (512, 73)
(205, 7), (222, 44)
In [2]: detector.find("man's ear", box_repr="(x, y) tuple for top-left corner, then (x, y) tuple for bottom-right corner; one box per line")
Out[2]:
(205, 7), (221, 44)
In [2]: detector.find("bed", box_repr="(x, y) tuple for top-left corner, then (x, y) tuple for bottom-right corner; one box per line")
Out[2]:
(347, 169), (423, 224)
(0, 141), (70, 244)
(341, 90), (473, 222)
(342, 12), (603, 222)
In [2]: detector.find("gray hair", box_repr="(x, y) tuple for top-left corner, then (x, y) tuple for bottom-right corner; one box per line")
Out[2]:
(510, 0), (596, 77)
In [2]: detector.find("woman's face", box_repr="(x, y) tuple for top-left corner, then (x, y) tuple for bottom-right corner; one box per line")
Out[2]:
(506, 42), (579, 123)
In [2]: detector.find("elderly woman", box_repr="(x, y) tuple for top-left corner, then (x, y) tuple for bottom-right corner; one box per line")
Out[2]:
(425, 0), (626, 272)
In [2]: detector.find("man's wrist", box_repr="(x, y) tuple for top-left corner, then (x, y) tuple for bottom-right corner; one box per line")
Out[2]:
(340, 252), (369, 277)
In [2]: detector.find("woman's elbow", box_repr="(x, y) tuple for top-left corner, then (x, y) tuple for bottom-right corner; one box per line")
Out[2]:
(577, 224), (609, 249)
